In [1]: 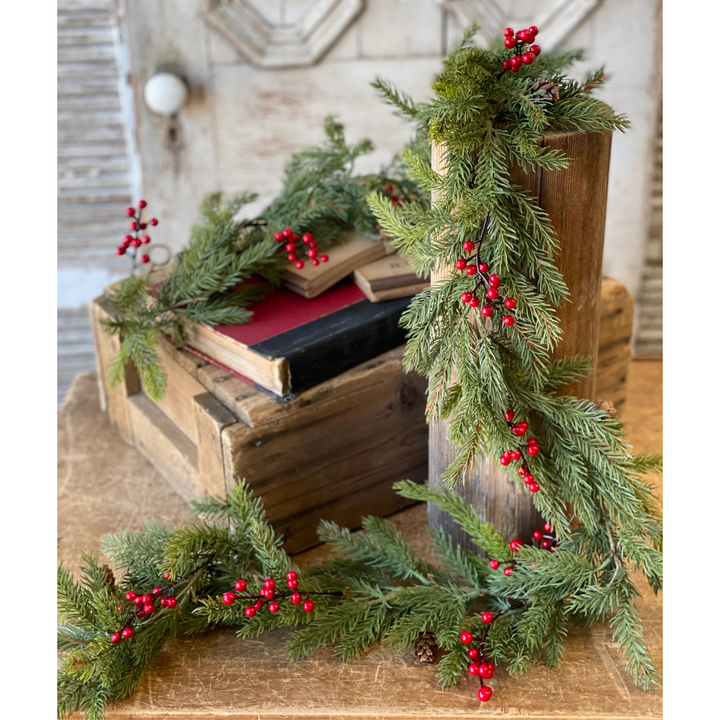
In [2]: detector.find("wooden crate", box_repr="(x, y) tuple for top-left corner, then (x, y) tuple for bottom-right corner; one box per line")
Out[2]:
(91, 296), (428, 553)
(89, 276), (632, 551)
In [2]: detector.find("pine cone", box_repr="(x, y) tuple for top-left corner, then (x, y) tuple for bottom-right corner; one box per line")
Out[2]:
(529, 78), (560, 102)
(594, 400), (617, 419)
(101, 564), (116, 591)
(414, 631), (439, 664)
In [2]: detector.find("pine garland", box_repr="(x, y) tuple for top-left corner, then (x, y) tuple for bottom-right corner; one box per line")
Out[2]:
(60, 26), (663, 719)
(103, 117), (425, 399)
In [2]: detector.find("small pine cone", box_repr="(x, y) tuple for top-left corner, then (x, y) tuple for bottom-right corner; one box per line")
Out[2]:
(101, 564), (116, 591)
(594, 400), (617, 419)
(414, 631), (439, 664)
(529, 78), (560, 102)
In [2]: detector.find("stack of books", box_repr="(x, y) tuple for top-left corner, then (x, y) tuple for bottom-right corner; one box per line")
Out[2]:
(183, 234), (430, 400)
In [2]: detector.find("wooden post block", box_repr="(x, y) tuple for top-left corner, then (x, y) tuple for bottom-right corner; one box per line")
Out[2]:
(429, 131), (613, 547)
(89, 295), (140, 445)
(193, 392), (236, 498)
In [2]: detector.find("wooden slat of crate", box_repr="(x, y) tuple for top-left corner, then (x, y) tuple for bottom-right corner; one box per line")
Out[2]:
(596, 276), (634, 414)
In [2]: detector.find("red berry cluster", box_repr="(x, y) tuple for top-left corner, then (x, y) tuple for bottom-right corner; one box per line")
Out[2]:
(110, 571), (180, 644)
(460, 629), (496, 703)
(117, 200), (158, 267)
(273, 228), (329, 269)
(384, 182), (405, 206)
(487, 523), (556, 575)
(221, 571), (317, 616)
(501, 26), (541, 72)
(498, 409), (541, 493)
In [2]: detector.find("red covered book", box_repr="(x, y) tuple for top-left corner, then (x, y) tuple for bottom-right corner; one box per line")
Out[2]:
(183, 278), (412, 399)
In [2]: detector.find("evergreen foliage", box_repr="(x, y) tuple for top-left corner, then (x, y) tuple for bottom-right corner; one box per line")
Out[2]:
(103, 118), (426, 399)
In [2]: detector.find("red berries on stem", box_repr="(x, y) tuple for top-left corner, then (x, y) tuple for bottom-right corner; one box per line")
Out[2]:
(501, 26), (541, 72)
(117, 201), (157, 272)
(277, 229), (330, 269)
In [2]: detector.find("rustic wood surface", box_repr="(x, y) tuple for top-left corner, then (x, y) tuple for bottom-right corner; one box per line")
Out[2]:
(59, 359), (662, 719)
(429, 132), (613, 546)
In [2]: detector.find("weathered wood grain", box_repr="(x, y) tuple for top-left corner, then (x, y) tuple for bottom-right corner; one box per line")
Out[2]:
(429, 130), (613, 546)
(59, 361), (662, 719)
(193, 392), (236, 498)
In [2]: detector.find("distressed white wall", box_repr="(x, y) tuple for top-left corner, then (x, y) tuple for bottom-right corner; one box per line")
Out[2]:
(60, 0), (660, 307)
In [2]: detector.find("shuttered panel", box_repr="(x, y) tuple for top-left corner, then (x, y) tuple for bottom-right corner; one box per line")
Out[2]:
(634, 104), (663, 356)
(58, 0), (135, 265)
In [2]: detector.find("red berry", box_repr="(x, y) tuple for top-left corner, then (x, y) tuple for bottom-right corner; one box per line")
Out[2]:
(542, 539), (551, 549)
(141, 594), (153, 604)
(511, 65), (520, 73)
(488, 274), (500, 287)
(133, 596), (144, 607)
(235, 580), (247, 592)
(153, 587), (162, 596)
(285, 242), (296, 252)
(274, 232), (284, 242)
(460, 631), (474, 644)
(504, 567), (513, 576)
(287, 579), (298, 590)
(500, 455), (511, 466)
(509, 539), (523, 551)
(268, 602), (280, 613)
(129, 238), (140, 249)
(544, 522), (552, 532)
(504, 410), (515, 421)
(486, 287), (499, 300)
(302, 233), (313, 244)
(150, 218), (158, 226)
(502, 59), (511, 71)
(478, 686), (493, 702)
(533, 530), (543, 541)
(125, 207), (135, 217)
(530, 45), (541, 56)
(307, 248), (318, 259)
(523, 474), (534, 485)
(385, 184), (394, 192)
(529, 26), (539, 36)
(165, 597), (177, 609)
(295, 260), (304, 269)
(160, 597), (168, 607)
(141, 254), (150, 264)
(260, 588), (273, 599)
(122, 627), (134, 639)
(482, 612), (494, 624)
(469, 297), (480, 308)
(455, 258), (467, 270)
(139, 223), (147, 230)
(503, 315), (515, 326)
(504, 297), (517, 309)
(163, 573), (171, 580)
(504, 37), (516, 49)
(528, 482), (540, 493)
(312, 259), (320, 266)
(264, 579), (276, 589)
(143, 604), (155, 614)
(123, 234), (133, 246)
(517, 30), (529, 42)
(468, 647), (480, 660)
(136, 610), (146, 619)
(510, 451), (521, 461)
(138, 200), (147, 209)
(522, 52), (535, 64)
(320, 254), (329, 263)
(390, 195), (400, 205)
(489, 560), (500, 570)
(117, 605), (124, 611)
(480, 661), (495, 679)
(462, 241), (474, 252)
(527, 437), (538, 446)
(511, 423), (528, 437)
(517, 467), (525, 475)
(510, 56), (521, 69)
(291, 592), (302, 605)
(111, 632), (122, 644)
(287, 571), (298, 581)
(469, 662), (482, 676)
(282, 228), (292, 238)
(116, 247), (126, 256)
(255, 600), (264, 609)
(460, 292), (472, 303)
(222, 592), (237, 605)
(303, 600), (315, 613)
(481, 305), (493, 317)
(504, 27), (514, 37)
(466, 265), (478, 276)
(308, 239), (318, 248)
(287, 253), (297, 262)
(244, 607), (256, 617)
(527, 444), (540, 456)
(477, 262), (488, 272)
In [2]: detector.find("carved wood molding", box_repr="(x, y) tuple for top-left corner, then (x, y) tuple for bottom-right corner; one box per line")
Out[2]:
(201, 0), (365, 68)
(441, 0), (602, 51)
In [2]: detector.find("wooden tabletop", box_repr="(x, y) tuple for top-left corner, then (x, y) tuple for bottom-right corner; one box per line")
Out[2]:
(58, 361), (663, 719)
